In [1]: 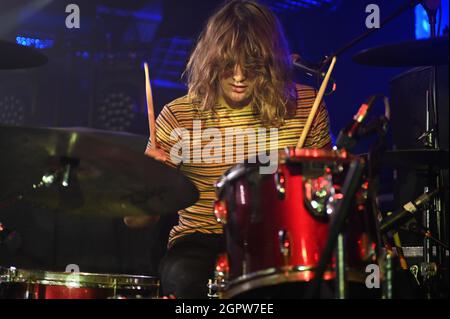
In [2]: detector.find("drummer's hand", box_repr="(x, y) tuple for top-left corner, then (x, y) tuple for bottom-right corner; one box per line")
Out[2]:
(144, 147), (168, 162)
(123, 215), (160, 228)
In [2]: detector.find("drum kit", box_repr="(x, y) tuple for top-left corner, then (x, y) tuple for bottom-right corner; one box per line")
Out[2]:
(0, 1), (449, 299)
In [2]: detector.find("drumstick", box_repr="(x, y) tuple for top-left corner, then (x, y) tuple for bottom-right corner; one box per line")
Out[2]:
(144, 62), (156, 150)
(296, 56), (337, 149)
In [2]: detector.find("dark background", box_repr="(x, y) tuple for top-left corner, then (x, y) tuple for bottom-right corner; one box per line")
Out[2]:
(0, 1), (448, 277)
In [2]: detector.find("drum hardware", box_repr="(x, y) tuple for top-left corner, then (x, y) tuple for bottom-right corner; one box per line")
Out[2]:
(0, 126), (199, 218)
(353, 37), (449, 68)
(335, 234), (346, 299)
(407, 222), (449, 250)
(350, 1), (448, 299)
(303, 170), (336, 218)
(0, 39), (48, 70)
(420, 262), (438, 279)
(305, 92), (389, 299)
(207, 253), (229, 299)
(304, 158), (366, 299)
(379, 189), (441, 234)
(410, 265), (421, 286)
(213, 200), (228, 224)
(215, 148), (374, 299)
(274, 170), (286, 199)
(0, 267), (160, 299)
(278, 229), (291, 266)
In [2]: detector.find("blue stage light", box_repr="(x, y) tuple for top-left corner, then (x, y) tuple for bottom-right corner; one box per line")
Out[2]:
(261, 0), (339, 12)
(15, 35), (54, 49)
(415, 0), (449, 39)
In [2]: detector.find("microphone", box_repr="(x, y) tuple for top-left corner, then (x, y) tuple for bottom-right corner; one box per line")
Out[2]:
(291, 54), (326, 78)
(336, 95), (377, 149)
(380, 189), (440, 234)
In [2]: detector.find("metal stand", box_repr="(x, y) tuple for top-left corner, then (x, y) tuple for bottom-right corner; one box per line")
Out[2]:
(304, 159), (365, 299)
(335, 234), (347, 299)
(420, 4), (446, 298)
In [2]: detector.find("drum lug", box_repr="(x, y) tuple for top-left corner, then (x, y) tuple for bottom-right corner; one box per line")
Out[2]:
(278, 229), (291, 262)
(274, 170), (286, 199)
(214, 200), (228, 224)
(208, 253), (229, 299)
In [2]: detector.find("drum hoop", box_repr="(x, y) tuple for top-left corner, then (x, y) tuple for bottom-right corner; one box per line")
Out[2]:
(215, 147), (353, 196)
(0, 267), (159, 287)
(221, 266), (335, 299)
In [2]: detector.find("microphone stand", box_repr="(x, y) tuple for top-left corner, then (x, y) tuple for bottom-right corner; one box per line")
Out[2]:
(407, 223), (449, 250)
(304, 158), (365, 299)
(419, 1), (445, 299)
(321, 0), (421, 66)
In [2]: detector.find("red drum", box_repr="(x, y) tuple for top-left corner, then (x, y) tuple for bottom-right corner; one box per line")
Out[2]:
(214, 147), (378, 298)
(0, 267), (159, 299)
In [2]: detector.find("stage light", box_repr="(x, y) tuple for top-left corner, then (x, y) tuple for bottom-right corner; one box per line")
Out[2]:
(260, 0), (340, 13)
(15, 35), (54, 49)
(415, 0), (449, 39)
(148, 37), (192, 90)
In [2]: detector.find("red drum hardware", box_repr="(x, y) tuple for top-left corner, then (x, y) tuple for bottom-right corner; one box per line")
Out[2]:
(213, 148), (378, 298)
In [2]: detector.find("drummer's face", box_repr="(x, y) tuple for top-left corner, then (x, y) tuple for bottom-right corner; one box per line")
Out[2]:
(219, 64), (255, 108)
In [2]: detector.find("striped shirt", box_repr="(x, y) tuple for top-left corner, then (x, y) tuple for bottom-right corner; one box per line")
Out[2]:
(153, 84), (331, 247)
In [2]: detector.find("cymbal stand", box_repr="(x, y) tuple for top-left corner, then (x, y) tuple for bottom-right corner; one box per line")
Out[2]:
(420, 1), (446, 298)
(0, 156), (79, 210)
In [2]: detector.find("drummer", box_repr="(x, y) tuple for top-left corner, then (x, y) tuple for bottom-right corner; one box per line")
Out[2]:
(126, 0), (332, 298)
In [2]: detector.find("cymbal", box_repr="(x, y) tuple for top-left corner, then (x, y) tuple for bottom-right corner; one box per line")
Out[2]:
(353, 37), (449, 67)
(0, 126), (198, 217)
(380, 149), (449, 170)
(0, 40), (48, 70)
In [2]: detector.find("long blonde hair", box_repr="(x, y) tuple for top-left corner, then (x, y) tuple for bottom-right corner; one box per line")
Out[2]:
(185, 0), (297, 126)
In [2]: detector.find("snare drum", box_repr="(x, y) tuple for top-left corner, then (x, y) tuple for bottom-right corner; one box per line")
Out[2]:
(214, 147), (378, 298)
(0, 267), (159, 299)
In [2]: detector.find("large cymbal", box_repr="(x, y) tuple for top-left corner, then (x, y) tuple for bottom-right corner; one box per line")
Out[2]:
(353, 37), (449, 67)
(0, 126), (198, 217)
(0, 40), (48, 70)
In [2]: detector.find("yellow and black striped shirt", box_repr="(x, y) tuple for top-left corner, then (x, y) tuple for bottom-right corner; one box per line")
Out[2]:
(153, 84), (332, 247)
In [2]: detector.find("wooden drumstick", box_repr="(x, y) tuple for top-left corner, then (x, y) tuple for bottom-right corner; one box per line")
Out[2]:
(296, 56), (337, 149)
(144, 62), (156, 150)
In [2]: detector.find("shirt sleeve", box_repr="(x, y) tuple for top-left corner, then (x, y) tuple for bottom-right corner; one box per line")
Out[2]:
(304, 100), (333, 149)
(146, 104), (183, 168)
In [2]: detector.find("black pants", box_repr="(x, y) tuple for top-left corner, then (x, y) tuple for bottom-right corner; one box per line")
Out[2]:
(159, 233), (224, 299)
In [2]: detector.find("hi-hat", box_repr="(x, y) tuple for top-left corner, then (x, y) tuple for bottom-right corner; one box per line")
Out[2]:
(353, 37), (449, 67)
(0, 39), (48, 70)
(0, 126), (198, 217)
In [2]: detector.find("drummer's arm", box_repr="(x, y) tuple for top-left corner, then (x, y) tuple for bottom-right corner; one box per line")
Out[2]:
(124, 105), (182, 229)
(144, 104), (182, 168)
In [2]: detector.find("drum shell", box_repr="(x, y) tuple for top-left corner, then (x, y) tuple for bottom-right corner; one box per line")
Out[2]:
(0, 268), (159, 299)
(216, 148), (378, 296)
(224, 163), (331, 280)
